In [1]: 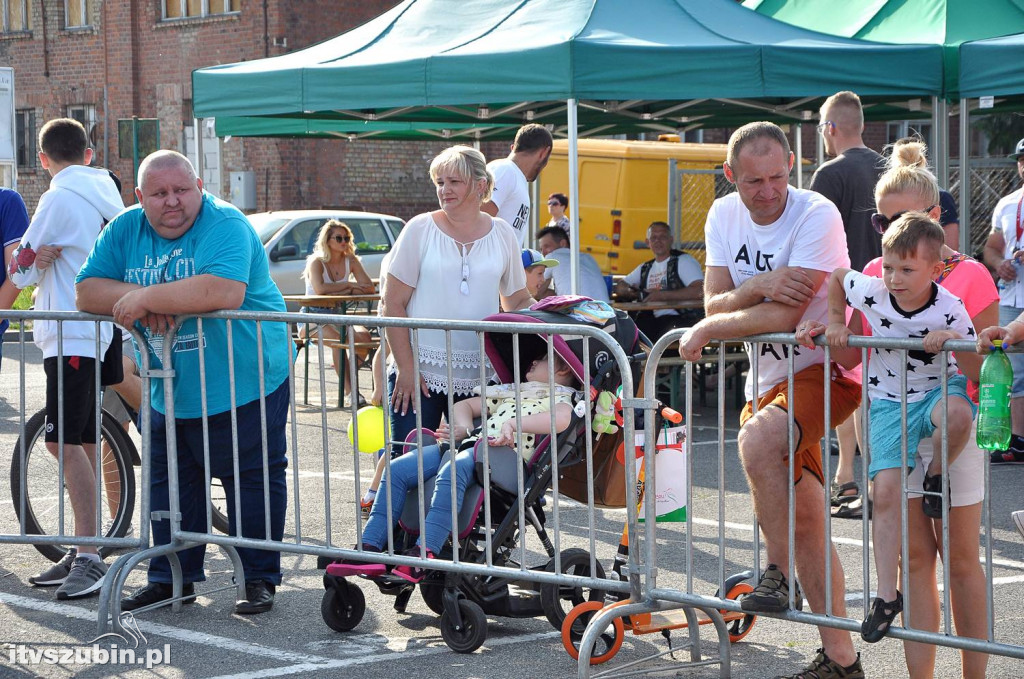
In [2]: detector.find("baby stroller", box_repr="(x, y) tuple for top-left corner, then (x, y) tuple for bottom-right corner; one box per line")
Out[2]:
(320, 303), (647, 653)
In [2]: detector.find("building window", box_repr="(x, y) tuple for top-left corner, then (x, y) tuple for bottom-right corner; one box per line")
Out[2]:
(887, 120), (933, 149)
(15, 109), (35, 169)
(65, 0), (88, 28)
(3, 0), (30, 32)
(163, 0), (239, 20)
(66, 104), (98, 146)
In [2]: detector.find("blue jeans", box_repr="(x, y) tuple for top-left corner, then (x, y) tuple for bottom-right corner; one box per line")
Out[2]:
(362, 443), (476, 554)
(148, 379), (289, 585)
(386, 371), (451, 458)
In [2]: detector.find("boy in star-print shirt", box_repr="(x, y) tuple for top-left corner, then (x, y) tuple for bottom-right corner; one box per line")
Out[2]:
(797, 213), (975, 644)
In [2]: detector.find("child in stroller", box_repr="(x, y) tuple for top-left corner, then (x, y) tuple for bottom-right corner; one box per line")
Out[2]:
(330, 347), (580, 581)
(321, 303), (644, 653)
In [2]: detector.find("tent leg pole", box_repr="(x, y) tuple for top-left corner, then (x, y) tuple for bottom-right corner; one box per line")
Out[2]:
(567, 98), (580, 295)
(795, 122), (803, 188)
(194, 117), (205, 185)
(932, 97), (948, 188)
(959, 98), (970, 255)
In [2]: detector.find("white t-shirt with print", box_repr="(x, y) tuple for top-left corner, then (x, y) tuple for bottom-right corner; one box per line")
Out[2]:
(704, 188), (849, 399)
(623, 255), (703, 318)
(991, 186), (1024, 307)
(488, 158), (530, 247)
(845, 271), (974, 403)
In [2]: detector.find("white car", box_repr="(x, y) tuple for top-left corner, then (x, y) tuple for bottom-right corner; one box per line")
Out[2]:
(251, 210), (405, 305)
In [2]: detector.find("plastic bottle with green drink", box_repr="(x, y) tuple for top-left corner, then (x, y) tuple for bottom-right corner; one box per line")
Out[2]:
(977, 339), (1013, 451)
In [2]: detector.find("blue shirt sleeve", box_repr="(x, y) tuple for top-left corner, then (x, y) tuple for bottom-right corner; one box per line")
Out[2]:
(1, 190), (29, 248)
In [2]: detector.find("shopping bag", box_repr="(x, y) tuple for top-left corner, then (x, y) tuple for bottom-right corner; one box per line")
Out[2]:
(634, 425), (687, 522)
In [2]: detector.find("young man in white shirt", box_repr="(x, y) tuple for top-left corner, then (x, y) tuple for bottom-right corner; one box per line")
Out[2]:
(482, 124), (553, 247)
(614, 221), (703, 341)
(677, 122), (862, 679)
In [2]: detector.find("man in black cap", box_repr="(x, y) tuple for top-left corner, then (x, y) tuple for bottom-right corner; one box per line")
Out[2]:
(982, 137), (1024, 463)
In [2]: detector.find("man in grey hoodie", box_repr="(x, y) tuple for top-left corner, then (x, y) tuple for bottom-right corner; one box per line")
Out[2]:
(9, 117), (125, 599)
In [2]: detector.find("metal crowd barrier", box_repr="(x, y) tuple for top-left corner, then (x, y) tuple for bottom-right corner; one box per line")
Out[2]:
(95, 309), (645, 644)
(576, 329), (1024, 678)
(0, 310), (150, 576)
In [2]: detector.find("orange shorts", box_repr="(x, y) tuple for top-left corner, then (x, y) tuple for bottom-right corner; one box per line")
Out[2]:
(740, 363), (861, 485)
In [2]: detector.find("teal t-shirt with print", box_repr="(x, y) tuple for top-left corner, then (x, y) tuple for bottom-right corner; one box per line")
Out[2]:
(78, 193), (292, 418)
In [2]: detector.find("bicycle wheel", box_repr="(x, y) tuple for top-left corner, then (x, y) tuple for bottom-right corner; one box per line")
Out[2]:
(10, 408), (137, 563)
(209, 478), (230, 534)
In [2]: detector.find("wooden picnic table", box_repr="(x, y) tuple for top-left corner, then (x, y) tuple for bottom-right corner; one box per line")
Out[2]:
(611, 298), (703, 313)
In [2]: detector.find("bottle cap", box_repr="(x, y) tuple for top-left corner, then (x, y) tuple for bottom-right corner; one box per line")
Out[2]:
(994, 339), (1003, 348)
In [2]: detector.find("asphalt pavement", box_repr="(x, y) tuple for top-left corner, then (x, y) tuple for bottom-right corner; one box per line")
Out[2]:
(1, 340), (1023, 678)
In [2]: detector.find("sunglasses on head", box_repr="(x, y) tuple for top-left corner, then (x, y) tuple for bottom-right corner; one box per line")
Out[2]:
(331, 234), (352, 243)
(870, 204), (938, 234)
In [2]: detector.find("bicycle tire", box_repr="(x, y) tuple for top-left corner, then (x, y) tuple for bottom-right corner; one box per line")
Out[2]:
(10, 408), (137, 563)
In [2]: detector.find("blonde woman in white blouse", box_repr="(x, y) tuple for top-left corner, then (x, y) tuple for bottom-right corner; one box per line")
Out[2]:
(381, 146), (534, 456)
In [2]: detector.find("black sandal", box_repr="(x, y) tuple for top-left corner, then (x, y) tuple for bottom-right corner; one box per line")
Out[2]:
(861, 591), (903, 643)
(922, 472), (944, 519)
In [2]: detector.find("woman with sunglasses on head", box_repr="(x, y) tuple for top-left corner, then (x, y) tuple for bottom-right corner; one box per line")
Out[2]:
(863, 138), (994, 679)
(382, 145), (534, 455)
(546, 192), (570, 236)
(301, 219), (376, 406)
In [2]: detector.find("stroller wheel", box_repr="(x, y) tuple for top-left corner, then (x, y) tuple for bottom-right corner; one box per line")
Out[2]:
(321, 579), (366, 633)
(561, 600), (624, 664)
(540, 548), (608, 630)
(440, 599), (487, 653)
(419, 574), (445, 615)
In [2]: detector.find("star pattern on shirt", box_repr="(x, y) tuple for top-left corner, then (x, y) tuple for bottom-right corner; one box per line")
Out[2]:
(879, 317), (892, 329)
(868, 375), (880, 387)
(966, 326), (975, 337)
(863, 296), (877, 308)
(944, 313), (958, 326)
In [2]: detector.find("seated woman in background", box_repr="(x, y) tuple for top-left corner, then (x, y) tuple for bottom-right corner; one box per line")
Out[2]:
(301, 219), (376, 407)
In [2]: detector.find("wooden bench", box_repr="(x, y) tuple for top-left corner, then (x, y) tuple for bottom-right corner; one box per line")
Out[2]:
(293, 329), (381, 407)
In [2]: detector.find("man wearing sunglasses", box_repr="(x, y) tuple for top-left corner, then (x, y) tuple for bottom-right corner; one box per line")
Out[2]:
(981, 137), (1024, 464)
(808, 92), (885, 519)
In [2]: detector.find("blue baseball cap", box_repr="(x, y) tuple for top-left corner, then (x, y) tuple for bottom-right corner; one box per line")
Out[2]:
(522, 248), (559, 270)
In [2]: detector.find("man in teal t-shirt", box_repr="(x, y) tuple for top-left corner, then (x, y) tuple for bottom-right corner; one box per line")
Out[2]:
(77, 150), (291, 615)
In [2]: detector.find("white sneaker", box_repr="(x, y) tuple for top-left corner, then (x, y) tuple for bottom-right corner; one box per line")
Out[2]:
(54, 556), (107, 599)
(1013, 510), (1024, 542)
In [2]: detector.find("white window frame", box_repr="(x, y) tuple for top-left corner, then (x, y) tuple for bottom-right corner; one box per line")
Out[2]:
(887, 120), (934, 150)
(161, 0), (239, 20)
(66, 104), (98, 146)
(64, 0), (89, 28)
(15, 108), (35, 169)
(2, 0), (29, 32)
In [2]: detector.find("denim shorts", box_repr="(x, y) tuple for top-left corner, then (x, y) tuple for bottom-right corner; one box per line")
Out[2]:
(998, 305), (1024, 396)
(868, 374), (975, 480)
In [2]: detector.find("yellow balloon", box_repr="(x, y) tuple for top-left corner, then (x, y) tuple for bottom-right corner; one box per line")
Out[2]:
(348, 405), (389, 454)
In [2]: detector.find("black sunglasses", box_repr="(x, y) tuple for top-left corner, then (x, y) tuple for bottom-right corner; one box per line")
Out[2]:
(870, 205), (938, 234)
(331, 234), (352, 243)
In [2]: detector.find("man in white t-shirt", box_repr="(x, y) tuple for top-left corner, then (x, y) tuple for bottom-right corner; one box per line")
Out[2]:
(536, 226), (610, 302)
(982, 137), (1024, 463)
(482, 124), (553, 247)
(677, 122), (863, 679)
(614, 221), (703, 341)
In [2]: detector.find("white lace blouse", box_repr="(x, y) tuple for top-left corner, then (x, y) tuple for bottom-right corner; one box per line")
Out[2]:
(386, 212), (527, 395)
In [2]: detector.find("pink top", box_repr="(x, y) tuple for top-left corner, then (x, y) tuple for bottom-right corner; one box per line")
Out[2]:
(861, 253), (998, 401)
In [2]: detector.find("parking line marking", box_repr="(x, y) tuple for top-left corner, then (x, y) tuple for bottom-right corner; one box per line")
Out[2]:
(205, 631), (560, 679)
(0, 592), (333, 665)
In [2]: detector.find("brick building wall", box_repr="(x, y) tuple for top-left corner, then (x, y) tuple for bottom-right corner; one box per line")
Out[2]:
(2, 0), (462, 221)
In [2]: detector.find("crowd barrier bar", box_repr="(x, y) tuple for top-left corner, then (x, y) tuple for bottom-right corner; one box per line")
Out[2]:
(577, 329), (1024, 678)
(0, 310), (150, 557)
(98, 309), (646, 640)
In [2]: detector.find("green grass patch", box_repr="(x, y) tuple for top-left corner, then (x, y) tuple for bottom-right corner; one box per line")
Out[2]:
(8, 285), (34, 331)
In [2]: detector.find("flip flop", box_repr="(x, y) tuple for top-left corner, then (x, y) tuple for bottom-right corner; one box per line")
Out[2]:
(832, 495), (871, 520)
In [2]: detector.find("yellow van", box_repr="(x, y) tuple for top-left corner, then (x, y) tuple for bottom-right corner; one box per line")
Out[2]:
(538, 138), (727, 274)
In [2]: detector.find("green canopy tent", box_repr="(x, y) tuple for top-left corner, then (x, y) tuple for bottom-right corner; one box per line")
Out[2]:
(193, 0), (942, 290)
(744, 0), (1024, 252)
